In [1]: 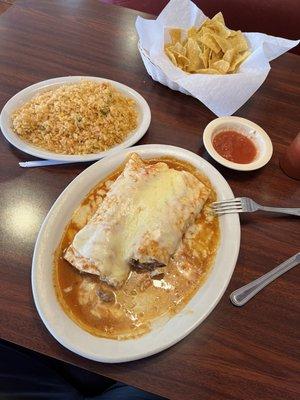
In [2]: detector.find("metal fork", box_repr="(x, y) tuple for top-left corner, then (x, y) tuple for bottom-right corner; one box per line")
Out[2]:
(212, 197), (300, 217)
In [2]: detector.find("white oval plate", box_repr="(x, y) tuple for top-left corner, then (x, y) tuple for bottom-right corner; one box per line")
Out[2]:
(0, 76), (151, 162)
(32, 145), (240, 363)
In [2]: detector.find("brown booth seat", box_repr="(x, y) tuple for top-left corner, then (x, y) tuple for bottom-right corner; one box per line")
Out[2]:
(101, 0), (300, 55)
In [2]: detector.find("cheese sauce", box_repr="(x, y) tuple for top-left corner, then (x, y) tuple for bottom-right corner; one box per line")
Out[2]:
(54, 157), (220, 340)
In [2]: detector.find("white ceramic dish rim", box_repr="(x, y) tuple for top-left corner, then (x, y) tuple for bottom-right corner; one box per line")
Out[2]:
(203, 116), (273, 171)
(32, 144), (240, 363)
(0, 76), (151, 162)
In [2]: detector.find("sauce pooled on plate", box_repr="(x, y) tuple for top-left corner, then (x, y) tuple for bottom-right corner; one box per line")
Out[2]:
(213, 131), (257, 164)
(54, 157), (220, 340)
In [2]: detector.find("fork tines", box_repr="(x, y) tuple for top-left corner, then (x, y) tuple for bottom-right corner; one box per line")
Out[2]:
(212, 198), (243, 215)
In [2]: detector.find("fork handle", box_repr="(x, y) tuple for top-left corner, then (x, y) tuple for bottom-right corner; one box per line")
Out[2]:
(258, 206), (300, 216)
(230, 252), (300, 306)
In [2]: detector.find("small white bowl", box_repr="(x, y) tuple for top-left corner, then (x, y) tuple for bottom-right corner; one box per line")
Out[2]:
(203, 116), (273, 171)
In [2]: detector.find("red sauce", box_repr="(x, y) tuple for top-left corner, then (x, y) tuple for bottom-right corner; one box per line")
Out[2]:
(212, 131), (257, 164)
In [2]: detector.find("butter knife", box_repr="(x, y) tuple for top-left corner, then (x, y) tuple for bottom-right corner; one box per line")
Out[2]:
(230, 252), (300, 306)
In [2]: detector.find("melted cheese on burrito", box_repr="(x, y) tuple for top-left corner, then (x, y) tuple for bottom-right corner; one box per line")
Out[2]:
(64, 154), (210, 287)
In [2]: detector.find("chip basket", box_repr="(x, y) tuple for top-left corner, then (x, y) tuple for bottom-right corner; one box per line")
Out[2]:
(138, 41), (191, 96)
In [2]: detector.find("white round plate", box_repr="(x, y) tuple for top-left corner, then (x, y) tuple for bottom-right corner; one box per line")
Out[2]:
(0, 76), (151, 162)
(32, 144), (240, 363)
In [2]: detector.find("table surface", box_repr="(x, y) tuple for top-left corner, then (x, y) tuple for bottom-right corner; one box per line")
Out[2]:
(0, 1), (299, 399)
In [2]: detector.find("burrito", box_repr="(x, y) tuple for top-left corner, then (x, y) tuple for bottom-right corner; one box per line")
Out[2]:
(64, 154), (210, 287)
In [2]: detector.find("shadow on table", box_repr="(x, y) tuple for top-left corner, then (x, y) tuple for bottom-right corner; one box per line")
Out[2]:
(0, 339), (167, 400)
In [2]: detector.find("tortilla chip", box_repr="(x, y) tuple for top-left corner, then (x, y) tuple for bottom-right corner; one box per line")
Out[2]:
(211, 12), (225, 25)
(228, 31), (249, 52)
(174, 52), (190, 69)
(201, 46), (210, 68)
(187, 26), (197, 39)
(208, 53), (220, 70)
(212, 59), (230, 74)
(186, 38), (203, 71)
(173, 41), (186, 56)
(169, 28), (182, 45)
(165, 47), (177, 66)
(164, 12), (250, 75)
(213, 35), (231, 53)
(229, 50), (251, 72)
(223, 48), (236, 64)
(199, 33), (221, 53)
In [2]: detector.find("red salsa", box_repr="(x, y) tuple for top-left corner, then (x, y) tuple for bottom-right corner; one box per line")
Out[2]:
(212, 130), (257, 164)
